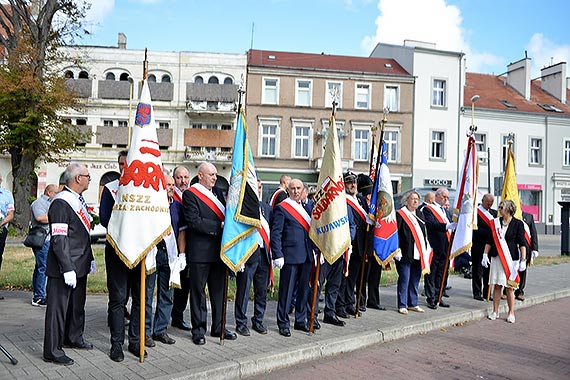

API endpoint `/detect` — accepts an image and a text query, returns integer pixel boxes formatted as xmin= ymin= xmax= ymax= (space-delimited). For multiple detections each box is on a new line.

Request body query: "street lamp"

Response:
xmin=470 ymin=95 xmax=480 ymax=132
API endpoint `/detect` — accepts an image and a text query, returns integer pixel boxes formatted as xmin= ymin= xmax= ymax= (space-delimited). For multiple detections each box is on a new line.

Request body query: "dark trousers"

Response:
xmin=43 ymin=275 xmax=87 ymax=360
xmin=145 ymin=246 xmax=173 ymax=336
xmin=252 ymin=257 xmax=270 ymax=325
xmin=188 ymin=261 xmax=225 ymax=338
xmin=276 ymin=261 xmax=311 ymax=329
xmin=105 ymin=244 xmax=141 ymax=347
xmin=366 ymin=258 xmax=383 ymax=308
xmin=337 ymin=252 xmax=359 ymax=313
xmin=311 ymin=258 xmax=343 ymax=318
xmin=516 ymin=269 xmax=528 ymax=296
xmin=171 ymin=268 xmax=190 ymax=324
xmin=471 ymin=248 xmax=490 ymax=298
xmin=396 ymin=260 xmax=422 ymax=309
xmin=425 ymin=252 xmax=447 ymax=305
xmin=235 ymin=257 xmax=260 ymax=328
xmin=0 ymin=226 xmax=7 ymax=271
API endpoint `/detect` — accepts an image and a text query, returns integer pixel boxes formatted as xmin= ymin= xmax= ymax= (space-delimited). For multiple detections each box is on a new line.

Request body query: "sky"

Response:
xmin=82 ymin=0 xmax=570 ymax=78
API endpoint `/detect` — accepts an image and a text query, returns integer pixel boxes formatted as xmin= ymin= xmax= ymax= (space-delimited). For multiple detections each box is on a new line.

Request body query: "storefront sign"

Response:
xmin=517 ymin=184 xmax=542 ymax=191
xmin=423 ymin=178 xmax=452 ymax=187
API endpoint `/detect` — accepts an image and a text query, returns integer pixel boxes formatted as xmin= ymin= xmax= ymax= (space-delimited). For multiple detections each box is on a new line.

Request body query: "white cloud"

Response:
xmin=84 ymin=0 xmax=115 ymax=32
xmin=361 ymin=0 xmax=502 ymax=73
xmin=526 ymin=33 xmax=570 ymax=78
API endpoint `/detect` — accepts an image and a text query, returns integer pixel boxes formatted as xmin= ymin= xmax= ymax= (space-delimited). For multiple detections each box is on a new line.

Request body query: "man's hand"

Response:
xmin=481 ymin=253 xmax=490 ymax=268
xmin=272 ymin=258 xmax=284 ymax=269
xmin=63 ymin=271 xmax=77 ymax=288
xmin=89 ymin=260 xmax=96 ymax=274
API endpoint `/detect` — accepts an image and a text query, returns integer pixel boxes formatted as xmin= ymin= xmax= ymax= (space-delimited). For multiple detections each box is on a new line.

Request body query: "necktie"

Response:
xmin=79 ymin=194 xmax=88 ymax=210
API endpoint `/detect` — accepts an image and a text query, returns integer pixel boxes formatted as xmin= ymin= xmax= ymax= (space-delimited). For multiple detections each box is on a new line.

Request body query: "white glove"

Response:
xmin=89 ymin=260 xmax=96 ymax=274
xmin=177 ymin=253 xmax=187 ymax=271
xmin=63 ymin=270 xmax=77 ymax=288
xmin=394 ymin=252 xmax=402 ymax=261
xmin=272 ymin=257 xmax=284 ymax=269
xmin=238 ymin=264 xmax=245 ymax=273
xmin=481 ymin=253 xmax=490 ymax=268
xmin=320 ymin=254 xmax=325 ymax=265
xmin=519 ymin=260 xmax=527 ymax=272
xmin=531 ymin=250 xmax=539 ymax=260
xmin=446 ymin=222 xmax=457 ymax=231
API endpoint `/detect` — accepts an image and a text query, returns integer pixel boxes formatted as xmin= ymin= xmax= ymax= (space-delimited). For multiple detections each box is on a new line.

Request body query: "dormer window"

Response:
xmin=499 ymin=100 xmax=516 ymax=109
xmin=538 ymin=103 xmax=563 ymax=112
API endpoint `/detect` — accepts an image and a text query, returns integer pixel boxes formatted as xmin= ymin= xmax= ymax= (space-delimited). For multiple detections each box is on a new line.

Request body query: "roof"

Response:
xmin=248 ymin=49 xmax=410 ymax=77
xmin=464 ymin=72 xmax=570 ymax=115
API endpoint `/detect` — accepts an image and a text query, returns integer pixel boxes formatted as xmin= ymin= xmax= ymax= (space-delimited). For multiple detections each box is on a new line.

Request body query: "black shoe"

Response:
xmin=251 ymin=321 xmax=267 ymax=335
xmin=44 ymin=355 xmax=74 ymax=366
xmin=110 ymin=344 xmax=124 ymax=362
xmin=192 ymin=335 xmax=206 ymax=345
xmin=144 ymin=335 xmax=155 ymax=348
xmin=153 ymin=333 xmax=175 ymax=344
xmin=358 ymin=305 xmax=367 ymax=312
xmin=32 ymin=297 xmax=47 ymax=307
xmin=442 ymin=291 xmax=450 ymax=298
xmin=313 ymin=320 xmax=321 ymax=330
xmin=474 ymin=296 xmax=484 ymax=301
xmin=439 ymin=300 xmax=450 ymax=308
xmin=293 ymin=323 xmax=310 ymax=333
xmin=171 ymin=320 xmax=191 ymax=331
xmin=211 ymin=329 xmax=237 ymax=340
xmin=64 ymin=340 xmax=93 ymax=350
xmin=368 ymin=304 xmax=386 ymax=311
xmin=336 ymin=309 xmax=350 ymax=319
xmin=279 ymin=328 xmax=291 ymax=337
xmin=236 ymin=325 xmax=250 ymax=336
xmin=323 ymin=315 xmax=346 ymax=327
xmin=445 ymin=285 xmax=452 ymax=290
xmin=427 ymin=302 xmax=438 ymax=310
xmin=127 ymin=344 xmax=147 ymax=358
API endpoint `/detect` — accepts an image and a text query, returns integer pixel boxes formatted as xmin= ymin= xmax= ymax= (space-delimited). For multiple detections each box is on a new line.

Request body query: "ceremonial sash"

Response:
xmin=424 ymin=203 xmax=451 ymax=243
xmin=346 ymin=194 xmax=366 ymax=222
xmin=398 ymin=207 xmax=433 ymax=274
xmin=280 ymin=198 xmax=310 ymax=233
xmin=54 ymin=189 xmax=91 ymax=233
xmin=188 ymin=183 xmax=225 ymax=221
xmin=270 ymin=188 xmax=286 ymax=209
xmin=258 ymin=212 xmax=274 ymax=289
xmin=104 ymin=179 xmax=119 ymax=202
xmin=490 ymin=218 xmax=520 ymax=288
xmin=522 ymin=221 xmax=531 ymax=248
xmin=477 ymin=205 xmax=494 ymax=229
xmin=172 ymin=187 xmax=183 ymax=204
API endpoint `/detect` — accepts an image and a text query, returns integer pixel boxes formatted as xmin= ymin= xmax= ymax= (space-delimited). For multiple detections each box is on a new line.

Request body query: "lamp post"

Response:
xmin=470 ymin=95 xmax=486 ymax=191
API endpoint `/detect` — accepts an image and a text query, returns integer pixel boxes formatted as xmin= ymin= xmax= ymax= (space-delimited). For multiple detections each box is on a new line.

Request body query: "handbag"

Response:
xmin=23 ymin=225 xmax=48 ymax=249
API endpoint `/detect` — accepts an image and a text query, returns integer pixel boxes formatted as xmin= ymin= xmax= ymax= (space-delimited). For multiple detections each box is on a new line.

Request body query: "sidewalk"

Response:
xmin=0 ymin=235 xmax=568 ymax=380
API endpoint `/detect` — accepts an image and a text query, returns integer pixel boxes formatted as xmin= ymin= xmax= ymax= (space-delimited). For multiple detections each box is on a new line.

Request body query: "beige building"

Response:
xmin=245 ymin=49 xmax=415 ymax=199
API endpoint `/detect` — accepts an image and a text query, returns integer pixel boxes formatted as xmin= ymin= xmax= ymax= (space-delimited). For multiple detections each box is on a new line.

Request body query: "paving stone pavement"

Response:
xmin=0 ymin=234 xmax=567 ymax=380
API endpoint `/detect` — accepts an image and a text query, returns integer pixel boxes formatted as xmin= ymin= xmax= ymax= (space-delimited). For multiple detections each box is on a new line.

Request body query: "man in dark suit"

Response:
xmin=472 ymin=193 xmax=497 ymax=301
xmin=516 ymin=209 xmax=539 ymax=301
xmin=43 ymin=164 xmax=94 ymax=366
xmin=183 ymin=162 xmax=237 ymax=345
xmin=269 ymin=174 xmax=290 ymax=208
xmin=235 ymin=179 xmax=272 ymax=336
xmin=272 ymin=178 xmax=314 ymax=337
xmin=423 ymin=187 xmax=456 ymax=309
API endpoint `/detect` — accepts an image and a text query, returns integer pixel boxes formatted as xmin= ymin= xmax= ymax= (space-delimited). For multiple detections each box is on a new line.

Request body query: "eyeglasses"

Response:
xmin=498 ymin=206 xmax=504 ymax=210
xmin=78 ymin=174 xmax=91 ymax=180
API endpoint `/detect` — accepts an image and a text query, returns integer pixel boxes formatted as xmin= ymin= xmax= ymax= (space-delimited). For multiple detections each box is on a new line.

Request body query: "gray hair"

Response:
xmin=401 ymin=190 xmax=421 ymax=208
xmin=61 ymin=163 xmax=85 ymax=185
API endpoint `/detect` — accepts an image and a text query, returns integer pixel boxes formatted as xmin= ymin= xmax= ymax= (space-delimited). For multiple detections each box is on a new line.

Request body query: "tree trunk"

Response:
xmin=10 ymin=147 xmax=37 ymax=234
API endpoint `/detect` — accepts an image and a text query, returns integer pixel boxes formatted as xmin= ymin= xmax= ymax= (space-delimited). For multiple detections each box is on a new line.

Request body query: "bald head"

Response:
xmin=481 ymin=193 xmax=494 ymax=210
xmin=197 ymin=162 xmax=217 ymax=190
xmin=173 ymin=165 xmax=190 ymax=191
xmin=288 ymin=179 xmax=304 ymax=202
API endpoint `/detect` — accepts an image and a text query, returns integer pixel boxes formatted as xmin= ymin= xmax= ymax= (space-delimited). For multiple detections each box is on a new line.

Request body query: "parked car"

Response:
xmin=393 ymin=187 xmax=456 ymax=209
xmin=87 ymin=204 xmax=106 ymax=244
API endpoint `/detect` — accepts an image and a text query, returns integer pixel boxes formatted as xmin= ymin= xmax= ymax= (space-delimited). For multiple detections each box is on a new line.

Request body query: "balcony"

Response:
xmin=186 ymin=83 xmax=239 ymax=116
xmin=184 ymin=128 xmax=235 ymax=149
xmin=65 ymin=78 xmax=92 ymax=98
xmin=184 ymin=148 xmax=233 ymax=163
xmin=96 ymin=126 xmax=173 ymax=147
xmin=98 ymin=80 xmax=134 ymax=100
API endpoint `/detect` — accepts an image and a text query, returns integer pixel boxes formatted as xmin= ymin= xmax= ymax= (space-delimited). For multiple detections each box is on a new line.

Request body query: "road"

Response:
xmin=250 ymin=297 xmax=570 ymax=380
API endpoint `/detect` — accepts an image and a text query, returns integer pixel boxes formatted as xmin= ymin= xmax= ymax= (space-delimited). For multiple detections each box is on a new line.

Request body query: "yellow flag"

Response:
xmin=501 ymin=147 xmax=522 ymax=220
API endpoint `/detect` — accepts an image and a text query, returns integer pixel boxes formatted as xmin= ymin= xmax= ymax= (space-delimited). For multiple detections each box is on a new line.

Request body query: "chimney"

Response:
xmin=118 ymin=33 xmax=127 ymax=49
xmin=506 ymin=57 xmax=532 ymax=100
xmin=541 ymin=62 xmax=567 ymax=104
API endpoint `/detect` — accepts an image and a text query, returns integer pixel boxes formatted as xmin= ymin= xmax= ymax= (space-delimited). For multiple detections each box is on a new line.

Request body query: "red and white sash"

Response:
xmin=522 ymin=220 xmax=531 ymax=248
xmin=188 ymin=183 xmax=225 ymax=221
xmin=280 ymin=198 xmax=310 ymax=233
xmin=54 ymin=189 xmax=91 ymax=233
xmin=490 ymin=218 xmax=520 ymax=288
xmin=270 ymin=188 xmax=286 ymax=209
xmin=398 ymin=207 xmax=433 ymax=274
xmin=258 ymin=211 xmax=274 ymax=288
xmin=172 ymin=187 xmax=183 ymax=204
xmin=424 ymin=203 xmax=451 ymax=243
xmin=477 ymin=205 xmax=494 ymax=229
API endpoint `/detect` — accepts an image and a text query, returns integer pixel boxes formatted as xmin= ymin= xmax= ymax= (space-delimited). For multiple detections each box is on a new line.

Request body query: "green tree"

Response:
xmin=0 ymin=0 xmax=90 ymax=232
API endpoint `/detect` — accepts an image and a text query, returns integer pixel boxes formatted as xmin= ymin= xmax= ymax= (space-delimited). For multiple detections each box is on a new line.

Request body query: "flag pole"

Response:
xmin=354 ymin=108 xmax=388 ymax=318
xmin=139 ymin=48 xmax=148 ymax=362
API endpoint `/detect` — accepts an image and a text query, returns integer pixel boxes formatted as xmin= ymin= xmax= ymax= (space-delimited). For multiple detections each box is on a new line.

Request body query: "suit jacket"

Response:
xmin=522 ymin=211 xmax=538 ymax=260
xmin=422 ymin=204 xmax=450 ymax=255
xmin=396 ymin=208 xmax=428 ymax=263
xmin=486 ymin=217 xmax=526 ymax=261
xmin=472 ymin=207 xmax=498 ymax=257
xmin=349 ymin=194 xmax=371 ymax=259
xmin=258 ymin=201 xmax=273 ymax=265
xmin=46 ymin=189 xmax=93 ymax=278
xmin=270 ymin=199 xmax=314 ymax=265
xmin=183 ymin=186 xmax=225 ymax=263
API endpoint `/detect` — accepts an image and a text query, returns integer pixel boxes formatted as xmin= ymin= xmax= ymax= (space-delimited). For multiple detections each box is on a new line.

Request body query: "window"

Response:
xmin=529 ymin=138 xmax=542 ymax=165
xmin=118 ymin=120 xmax=128 ymax=127
xmin=474 ymin=133 xmax=487 ymax=162
xmin=223 ymin=77 xmax=233 ymax=85
xmin=105 ymin=72 xmax=115 ymax=81
xmin=321 ymin=119 xmax=344 ymax=156
xmin=325 ymin=81 xmax=342 ymax=108
xmin=432 ymin=79 xmax=447 ymax=107
xmin=206 ymin=123 xmax=217 ymax=130
xmin=353 ymin=129 xmax=369 ymax=161
xmin=76 ymin=118 xmax=87 ymax=126
xmin=103 ymin=120 xmax=113 ymax=127
xmin=384 ymin=85 xmax=399 ymax=112
xmin=119 ymin=73 xmax=129 ymax=81
xmin=292 ymin=122 xmax=311 ymax=158
xmin=208 ymin=76 xmax=219 ymax=84
xmin=192 ymin=123 xmax=202 ymax=129
xmin=148 ymin=74 xmax=157 ymax=83
xmin=564 ymin=140 xmax=570 ymax=166
xmin=78 ymin=71 xmax=89 ymax=79
xmin=262 ymin=78 xmax=279 ymax=105
xmin=430 ymin=131 xmax=445 ymax=159
xmin=64 ymin=70 xmax=74 ymax=79
xmin=195 ymin=76 xmax=204 ymax=84
xmin=221 ymin=124 xmax=231 ymax=130
xmin=355 ymin=83 xmax=370 ymax=109
xmin=161 ymin=74 xmax=171 ymax=83
xmin=158 ymin=121 xmax=170 ymax=129
xmin=260 ymin=122 xmax=278 ymax=157
xmin=501 ymin=135 xmax=515 ymax=170
xmin=295 ymin=80 xmax=312 ymax=107
xmin=385 ymin=130 xmax=399 ymax=163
